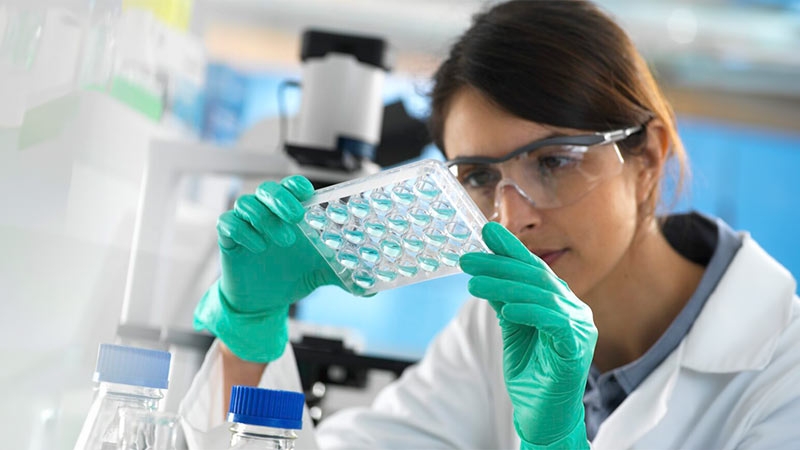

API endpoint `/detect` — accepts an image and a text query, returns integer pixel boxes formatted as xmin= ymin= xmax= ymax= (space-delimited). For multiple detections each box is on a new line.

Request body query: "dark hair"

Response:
xmin=429 ymin=0 xmax=687 ymax=211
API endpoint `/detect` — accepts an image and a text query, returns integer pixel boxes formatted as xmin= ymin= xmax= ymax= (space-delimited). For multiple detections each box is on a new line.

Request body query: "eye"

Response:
xmin=539 ymin=155 xmax=573 ymax=170
xmin=535 ymin=145 xmax=586 ymax=173
xmin=457 ymin=165 xmax=501 ymax=189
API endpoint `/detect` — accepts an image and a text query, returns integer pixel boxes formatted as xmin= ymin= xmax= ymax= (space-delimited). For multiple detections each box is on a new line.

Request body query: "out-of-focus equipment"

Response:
xmin=374 ymin=100 xmax=432 ymax=168
xmin=284 ymin=30 xmax=390 ymax=172
xmin=78 ymin=0 xmax=206 ymax=123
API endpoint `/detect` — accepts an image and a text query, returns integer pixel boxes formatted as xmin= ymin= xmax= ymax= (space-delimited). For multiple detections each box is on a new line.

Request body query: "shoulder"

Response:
xmin=754 ymin=295 xmax=800 ymax=382
xmin=446 ymin=297 xmax=503 ymax=353
xmin=712 ymin=233 xmax=800 ymax=439
xmin=422 ymin=297 xmax=503 ymax=379
xmin=733 ymin=233 xmax=795 ymax=288
xmin=723 ymin=297 xmax=800 ymax=442
xmin=455 ymin=297 xmax=500 ymax=327
xmin=681 ymin=234 xmax=796 ymax=371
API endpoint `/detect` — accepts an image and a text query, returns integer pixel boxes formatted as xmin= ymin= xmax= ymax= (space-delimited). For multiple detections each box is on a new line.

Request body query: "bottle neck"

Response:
xmin=229 ymin=422 xmax=297 ymax=449
xmin=98 ymin=381 xmax=165 ymax=410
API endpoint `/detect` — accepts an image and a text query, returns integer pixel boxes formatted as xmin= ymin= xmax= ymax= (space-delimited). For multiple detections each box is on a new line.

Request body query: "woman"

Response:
xmin=182 ymin=1 xmax=800 ymax=448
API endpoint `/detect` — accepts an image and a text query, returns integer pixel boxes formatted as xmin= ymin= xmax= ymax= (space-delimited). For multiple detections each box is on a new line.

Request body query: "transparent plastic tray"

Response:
xmin=297 ymin=158 xmax=490 ymax=295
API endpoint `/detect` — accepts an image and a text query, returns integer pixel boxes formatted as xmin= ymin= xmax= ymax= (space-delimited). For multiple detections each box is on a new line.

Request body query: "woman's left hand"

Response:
xmin=460 ymin=222 xmax=597 ymax=450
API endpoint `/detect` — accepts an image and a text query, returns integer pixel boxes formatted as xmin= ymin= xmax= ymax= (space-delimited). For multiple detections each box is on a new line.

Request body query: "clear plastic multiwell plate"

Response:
xmin=297 ymin=159 xmax=490 ymax=295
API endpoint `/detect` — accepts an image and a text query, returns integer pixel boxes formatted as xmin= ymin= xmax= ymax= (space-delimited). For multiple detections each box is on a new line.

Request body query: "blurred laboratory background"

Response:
xmin=1 ymin=0 xmax=799 ymax=448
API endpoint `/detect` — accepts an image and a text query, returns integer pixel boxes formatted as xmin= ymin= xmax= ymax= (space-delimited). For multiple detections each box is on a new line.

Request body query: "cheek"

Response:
xmin=557 ymin=177 xmax=639 ymax=294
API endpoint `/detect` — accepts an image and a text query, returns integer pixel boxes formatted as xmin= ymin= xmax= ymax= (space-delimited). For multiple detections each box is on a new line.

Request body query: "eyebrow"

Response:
xmin=452 ymin=131 xmax=563 ymax=161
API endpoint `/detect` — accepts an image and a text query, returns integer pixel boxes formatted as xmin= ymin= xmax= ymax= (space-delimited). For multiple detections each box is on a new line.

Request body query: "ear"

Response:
xmin=635 ymin=119 xmax=669 ymax=207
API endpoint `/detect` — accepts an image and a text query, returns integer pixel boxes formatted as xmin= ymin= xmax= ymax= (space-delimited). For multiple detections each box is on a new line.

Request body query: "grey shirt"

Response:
xmin=584 ymin=212 xmax=743 ymax=440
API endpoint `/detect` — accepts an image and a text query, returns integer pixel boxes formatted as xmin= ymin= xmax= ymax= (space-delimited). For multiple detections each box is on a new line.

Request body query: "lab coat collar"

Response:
xmin=593 ymin=234 xmax=796 ymax=449
xmin=592 ymin=337 xmax=684 ymax=448
xmin=680 ymin=233 xmax=796 ymax=373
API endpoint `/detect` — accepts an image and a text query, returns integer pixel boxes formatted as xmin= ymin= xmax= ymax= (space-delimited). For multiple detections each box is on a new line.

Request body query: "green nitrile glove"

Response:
xmin=194 ymin=175 xmax=344 ymax=363
xmin=460 ymin=222 xmax=597 ymax=450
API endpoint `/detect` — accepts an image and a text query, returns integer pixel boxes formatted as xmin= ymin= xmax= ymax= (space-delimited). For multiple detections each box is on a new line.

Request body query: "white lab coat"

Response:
xmin=180 ymin=234 xmax=800 ymax=449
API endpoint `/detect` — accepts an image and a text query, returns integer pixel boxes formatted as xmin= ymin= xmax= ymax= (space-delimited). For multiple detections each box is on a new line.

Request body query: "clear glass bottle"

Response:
xmin=73 ymin=344 xmax=171 ymax=450
xmin=117 ymin=408 xmax=180 ymax=450
xmin=227 ymin=386 xmax=305 ymax=450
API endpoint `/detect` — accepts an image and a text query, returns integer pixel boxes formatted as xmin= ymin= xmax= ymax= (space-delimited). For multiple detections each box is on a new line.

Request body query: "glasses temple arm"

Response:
xmin=600 ymin=125 xmax=643 ymax=143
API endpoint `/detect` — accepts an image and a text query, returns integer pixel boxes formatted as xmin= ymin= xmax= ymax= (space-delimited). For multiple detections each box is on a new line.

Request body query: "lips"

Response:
xmin=532 ymin=249 xmax=567 ymax=266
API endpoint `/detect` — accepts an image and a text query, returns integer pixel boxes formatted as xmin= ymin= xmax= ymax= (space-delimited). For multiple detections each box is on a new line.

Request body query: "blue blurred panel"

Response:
xmin=733 ymin=126 xmax=800 ymax=280
xmin=672 ymin=117 xmax=740 ymax=223
xmin=202 ymin=64 xmax=300 ymax=144
xmin=296 ymin=273 xmax=472 ymax=360
xmin=202 ymin=63 xmax=252 ymax=144
xmin=677 ymin=116 xmax=800 ymax=281
xmin=733 ymin=0 xmax=800 ymax=11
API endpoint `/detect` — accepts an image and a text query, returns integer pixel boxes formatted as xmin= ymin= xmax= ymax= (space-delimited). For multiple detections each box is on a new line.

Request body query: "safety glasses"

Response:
xmin=446 ymin=125 xmax=643 ymax=220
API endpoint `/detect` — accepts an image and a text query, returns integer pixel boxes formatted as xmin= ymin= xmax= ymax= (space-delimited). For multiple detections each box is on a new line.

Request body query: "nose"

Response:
xmin=494 ymin=182 xmax=542 ymax=234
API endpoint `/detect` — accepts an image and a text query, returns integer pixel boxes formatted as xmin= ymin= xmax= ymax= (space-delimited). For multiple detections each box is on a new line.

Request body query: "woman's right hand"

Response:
xmin=460 ymin=222 xmax=596 ymax=449
xmin=193 ymin=175 xmax=342 ymax=363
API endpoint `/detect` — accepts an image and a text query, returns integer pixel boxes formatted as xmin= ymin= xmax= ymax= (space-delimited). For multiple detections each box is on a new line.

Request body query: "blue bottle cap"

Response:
xmin=228 ymin=386 xmax=305 ymax=430
xmin=92 ymin=344 xmax=171 ymax=389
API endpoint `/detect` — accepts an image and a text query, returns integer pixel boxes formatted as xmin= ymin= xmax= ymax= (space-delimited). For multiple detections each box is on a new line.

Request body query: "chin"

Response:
xmin=550 ymin=259 xmax=583 ymax=293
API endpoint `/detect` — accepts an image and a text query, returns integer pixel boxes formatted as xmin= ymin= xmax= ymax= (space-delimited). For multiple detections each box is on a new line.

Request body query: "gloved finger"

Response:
xmin=233 ymin=195 xmax=296 ymax=247
xmin=468 ymin=276 xmax=567 ymax=311
xmin=217 ymin=210 xmax=267 ymax=253
xmin=488 ymin=300 xmax=504 ymax=318
xmin=255 ymin=181 xmax=306 ymax=224
xmin=469 ymin=275 xmax=586 ymax=312
xmin=481 ymin=222 xmax=538 ymax=265
xmin=460 ymin=253 xmax=555 ymax=288
xmin=500 ymin=303 xmax=581 ymax=357
xmin=280 ymin=175 xmax=315 ymax=202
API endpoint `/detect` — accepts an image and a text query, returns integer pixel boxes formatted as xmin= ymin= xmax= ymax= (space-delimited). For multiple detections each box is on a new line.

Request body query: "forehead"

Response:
xmin=443 ymin=87 xmax=563 ymax=160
